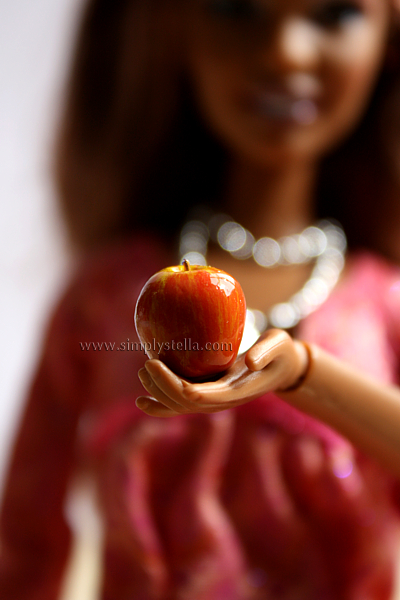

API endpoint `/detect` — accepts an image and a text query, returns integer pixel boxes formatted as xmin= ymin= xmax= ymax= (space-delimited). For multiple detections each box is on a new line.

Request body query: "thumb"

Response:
xmin=245 ymin=329 xmax=293 ymax=372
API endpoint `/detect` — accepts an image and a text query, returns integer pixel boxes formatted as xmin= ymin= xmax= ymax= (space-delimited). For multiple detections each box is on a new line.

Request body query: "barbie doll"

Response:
xmin=2 ymin=0 xmax=400 ymax=598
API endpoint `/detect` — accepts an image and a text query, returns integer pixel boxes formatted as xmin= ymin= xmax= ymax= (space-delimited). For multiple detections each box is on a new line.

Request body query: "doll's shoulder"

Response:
xmin=348 ymin=250 xmax=400 ymax=347
xmin=34 ymin=234 xmax=168 ymax=407
xmin=368 ymin=252 xmax=400 ymax=357
xmin=344 ymin=250 xmax=400 ymax=319
xmin=52 ymin=234 xmax=168 ymax=333
xmin=315 ymin=249 xmax=400 ymax=314
xmin=348 ymin=250 xmax=400 ymax=285
xmin=69 ymin=234 xmax=167 ymax=303
xmin=298 ymin=250 xmax=400 ymax=382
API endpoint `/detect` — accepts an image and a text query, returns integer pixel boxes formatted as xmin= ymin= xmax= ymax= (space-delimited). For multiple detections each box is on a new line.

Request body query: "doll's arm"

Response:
xmin=278 ymin=342 xmax=400 ymax=479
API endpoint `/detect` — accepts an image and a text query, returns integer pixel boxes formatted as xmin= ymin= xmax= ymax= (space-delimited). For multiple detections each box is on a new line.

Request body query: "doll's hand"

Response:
xmin=136 ymin=329 xmax=309 ymax=417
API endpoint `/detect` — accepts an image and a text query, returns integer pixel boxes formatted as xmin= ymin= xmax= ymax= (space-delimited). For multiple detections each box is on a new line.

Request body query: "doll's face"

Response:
xmin=183 ymin=0 xmax=392 ymax=164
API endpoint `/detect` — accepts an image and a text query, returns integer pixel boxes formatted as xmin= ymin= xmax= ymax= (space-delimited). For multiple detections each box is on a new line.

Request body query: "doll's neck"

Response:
xmin=223 ymin=157 xmax=317 ymax=240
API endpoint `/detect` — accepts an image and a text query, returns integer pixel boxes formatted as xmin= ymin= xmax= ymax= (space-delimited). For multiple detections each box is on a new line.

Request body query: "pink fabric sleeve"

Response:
xmin=381 ymin=263 xmax=400 ymax=511
xmin=0 ymin=235 xmax=165 ymax=600
xmin=0 ymin=289 xmax=89 ymax=600
xmin=385 ymin=274 xmax=400 ymax=370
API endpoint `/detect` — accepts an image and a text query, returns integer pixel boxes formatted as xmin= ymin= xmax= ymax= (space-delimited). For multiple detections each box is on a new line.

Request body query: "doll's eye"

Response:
xmin=203 ymin=0 xmax=263 ymax=21
xmin=312 ymin=1 xmax=362 ymax=28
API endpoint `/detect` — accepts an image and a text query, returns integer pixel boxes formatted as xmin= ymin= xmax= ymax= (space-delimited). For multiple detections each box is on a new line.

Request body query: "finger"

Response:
xmin=181 ymin=357 xmax=249 ymax=398
xmin=246 ymin=331 xmax=309 ymax=390
xmin=144 ymin=359 xmax=250 ymax=409
xmin=182 ymin=368 xmax=276 ymax=407
xmin=143 ymin=359 xmax=247 ymax=413
xmin=144 ymin=360 xmax=228 ymax=411
xmin=138 ymin=367 xmax=187 ymax=413
xmin=245 ymin=329 xmax=290 ymax=371
xmin=135 ymin=396 xmax=180 ymax=418
xmin=144 ymin=360 xmax=188 ymax=390
xmin=183 ymin=348 xmax=301 ymax=405
xmin=178 ymin=357 xmax=252 ymax=406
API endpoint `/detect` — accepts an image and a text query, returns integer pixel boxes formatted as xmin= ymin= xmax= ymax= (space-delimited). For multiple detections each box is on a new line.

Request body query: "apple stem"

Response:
xmin=182 ymin=259 xmax=190 ymax=271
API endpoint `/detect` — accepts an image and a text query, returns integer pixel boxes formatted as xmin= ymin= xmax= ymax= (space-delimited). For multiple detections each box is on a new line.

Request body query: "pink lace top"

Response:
xmin=1 ymin=235 xmax=400 ymax=600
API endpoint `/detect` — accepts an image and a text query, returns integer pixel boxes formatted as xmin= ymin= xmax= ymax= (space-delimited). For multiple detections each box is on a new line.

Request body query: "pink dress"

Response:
xmin=1 ymin=234 xmax=400 ymax=600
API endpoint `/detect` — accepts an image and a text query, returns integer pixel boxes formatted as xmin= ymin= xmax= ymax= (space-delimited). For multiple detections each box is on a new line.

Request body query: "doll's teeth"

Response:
xmin=256 ymin=93 xmax=318 ymax=123
xmin=291 ymin=99 xmax=318 ymax=124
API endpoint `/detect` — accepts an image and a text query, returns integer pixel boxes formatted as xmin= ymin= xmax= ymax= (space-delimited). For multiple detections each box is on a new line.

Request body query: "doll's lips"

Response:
xmin=253 ymin=91 xmax=319 ymax=124
xmin=248 ymin=76 xmax=322 ymax=124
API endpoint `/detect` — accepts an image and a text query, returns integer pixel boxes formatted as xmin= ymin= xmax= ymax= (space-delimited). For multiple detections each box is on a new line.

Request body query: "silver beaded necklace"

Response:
xmin=179 ymin=210 xmax=347 ymax=353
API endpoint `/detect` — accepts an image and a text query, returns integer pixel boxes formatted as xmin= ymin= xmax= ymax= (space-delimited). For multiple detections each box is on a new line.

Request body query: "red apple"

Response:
xmin=134 ymin=260 xmax=246 ymax=380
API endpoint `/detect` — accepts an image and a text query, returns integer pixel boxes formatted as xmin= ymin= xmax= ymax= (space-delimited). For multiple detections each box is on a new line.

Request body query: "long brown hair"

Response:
xmin=55 ymin=0 xmax=400 ymax=253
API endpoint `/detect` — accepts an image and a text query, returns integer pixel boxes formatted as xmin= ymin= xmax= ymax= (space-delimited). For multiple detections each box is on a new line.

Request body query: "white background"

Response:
xmin=0 ymin=0 xmax=84 ymax=486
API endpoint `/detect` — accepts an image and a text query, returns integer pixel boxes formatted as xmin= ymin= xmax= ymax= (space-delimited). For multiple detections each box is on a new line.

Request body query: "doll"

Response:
xmin=2 ymin=0 xmax=400 ymax=599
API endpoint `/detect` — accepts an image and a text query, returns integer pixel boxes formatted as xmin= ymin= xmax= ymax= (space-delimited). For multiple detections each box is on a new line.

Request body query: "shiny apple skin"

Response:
xmin=134 ymin=264 xmax=246 ymax=380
